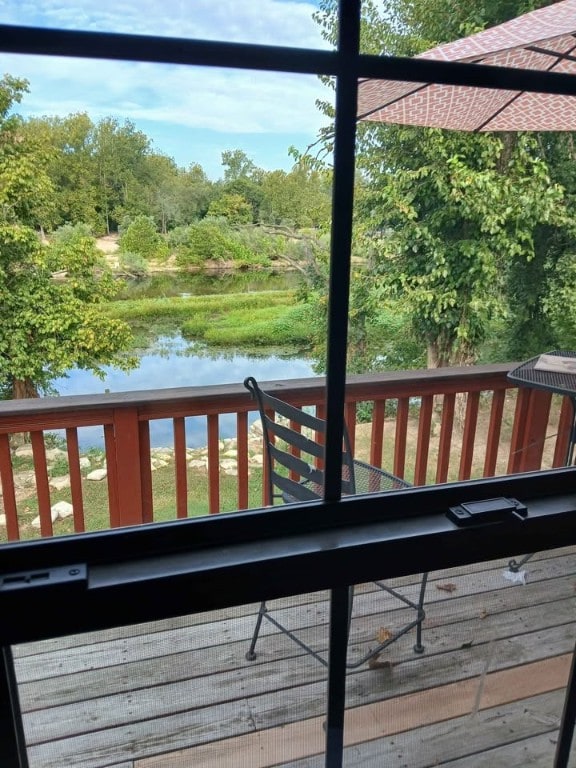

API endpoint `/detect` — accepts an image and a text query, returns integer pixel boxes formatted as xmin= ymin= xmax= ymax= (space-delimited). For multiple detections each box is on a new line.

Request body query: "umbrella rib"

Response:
xmin=476 ymin=40 xmax=576 ymax=132
xmin=357 ymin=82 xmax=428 ymax=121
xmin=526 ymin=44 xmax=576 ymax=64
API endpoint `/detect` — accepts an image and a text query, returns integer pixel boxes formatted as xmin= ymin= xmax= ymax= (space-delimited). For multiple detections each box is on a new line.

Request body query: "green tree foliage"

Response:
xmin=119 ymin=215 xmax=169 ymax=260
xmin=312 ymin=0 xmax=574 ymax=369
xmin=260 ymin=165 xmax=332 ymax=228
xmin=0 ymin=78 xmax=135 ymax=399
xmin=207 ymin=193 xmax=253 ymax=224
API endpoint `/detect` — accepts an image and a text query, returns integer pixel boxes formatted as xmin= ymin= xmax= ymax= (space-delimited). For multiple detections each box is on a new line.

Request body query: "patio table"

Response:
xmin=507 ymin=350 xmax=576 ymax=466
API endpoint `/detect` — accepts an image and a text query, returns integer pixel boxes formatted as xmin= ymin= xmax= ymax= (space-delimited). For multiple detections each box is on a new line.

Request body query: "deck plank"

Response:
xmin=277 ymin=691 xmax=567 ymax=768
xmin=134 ymin=658 xmax=570 ymax=768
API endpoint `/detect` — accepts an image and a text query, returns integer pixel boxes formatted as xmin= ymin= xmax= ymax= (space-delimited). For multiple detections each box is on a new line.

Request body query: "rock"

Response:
xmin=31 ymin=516 xmax=41 ymax=529
xmin=223 ymin=468 xmax=238 ymax=476
xmin=249 ymin=419 xmax=263 ymax=436
xmin=51 ymin=501 xmax=74 ymax=520
xmin=49 ymin=475 xmax=71 ymax=491
xmin=249 ymin=455 xmax=264 ymax=467
xmin=220 ymin=459 xmax=237 ymax=471
xmin=13 ymin=471 xmax=36 ymax=489
xmin=150 ymin=459 xmax=169 ymax=470
xmin=188 ymin=459 xmax=207 ymax=470
xmin=87 ymin=469 xmax=107 ymax=481
xmin=79 ymin=457 xmax=91 ymax=469
xmin=45 ymin=448 xmax=67 ymax=462
xmin=222 ymin=449 xmax=238 ymax=458
xmin=0 ymin=514 xmax=6 ymax=526
xmin=14 ymin=445 xmax=34 ymax=458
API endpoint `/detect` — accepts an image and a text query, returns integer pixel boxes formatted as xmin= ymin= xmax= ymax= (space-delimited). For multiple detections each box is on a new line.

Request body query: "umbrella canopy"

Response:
xmin=358 ymin=0 xmax=576 ymax=131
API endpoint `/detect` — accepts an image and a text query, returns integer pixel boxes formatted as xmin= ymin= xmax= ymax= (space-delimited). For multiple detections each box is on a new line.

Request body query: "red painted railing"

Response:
xmin=0 ymin=364 xmax=571 ymax=540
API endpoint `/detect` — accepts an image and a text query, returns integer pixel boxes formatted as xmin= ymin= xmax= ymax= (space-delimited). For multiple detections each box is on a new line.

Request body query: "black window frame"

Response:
xmin=1 ymin=3 xmax=576 ymax=766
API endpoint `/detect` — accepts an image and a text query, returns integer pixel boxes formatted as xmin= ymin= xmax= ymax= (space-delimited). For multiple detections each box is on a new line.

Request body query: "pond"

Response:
xmin=50 ymin=269 xmax=316 ymax=450
xmin=52 ymin=334 xmax=316 ymax=450
xmin=114 ymin=269 xmax=301 ymax=300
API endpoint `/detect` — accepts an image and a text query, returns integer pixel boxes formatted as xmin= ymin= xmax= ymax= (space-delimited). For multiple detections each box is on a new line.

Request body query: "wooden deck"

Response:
xmin=13 ymin=546 xmax=576 ymax=768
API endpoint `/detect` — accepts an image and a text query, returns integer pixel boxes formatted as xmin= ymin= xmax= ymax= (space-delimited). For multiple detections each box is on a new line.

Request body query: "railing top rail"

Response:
xmin=0 ymin=363 xmax=517 ymax=423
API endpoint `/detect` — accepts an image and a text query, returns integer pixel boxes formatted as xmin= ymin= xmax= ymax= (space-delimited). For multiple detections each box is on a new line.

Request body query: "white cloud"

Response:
xmin=3 ymin=55 xmax=329 ymax=135
xmin=0 ymin=0 xmax=330 ymax=50
xmin=0 ymin=1 xmax=334 ymax=171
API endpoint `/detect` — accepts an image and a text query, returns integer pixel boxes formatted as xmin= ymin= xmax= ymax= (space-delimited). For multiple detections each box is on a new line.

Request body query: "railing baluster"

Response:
xmin=174 ymin=417 xmax=188 ymax=519
xmin=345 ymin=401 xmax=356 ymax=454
xmin=553 ymin=396 xmax=572 ymax=468
xmin=104 ymin=423 xmax=120 ymax=528
xmin=436 ymin=392 xmax=455 ymax=484
xmin=65 ymin=428 xmax=85 ymax=533
xmin=237 ymin=412 xmax=249 ymax=510
xmin=518 ymin=389 xmax=552 ymax=472
xmin=0 ymin=435 xmax=19 ymax=541
xmin=30 ymin=431 xmax=52 ymax=537
xmin=370 ymin=399 xmax=385 ymax=468
xmin=414 ymin=395 xmax=434 ymax=485
xmin=508 ymin=388 xmax=531 ymax=474
xmin=139 ymin=421 xmax=153 ymax=524
xmin=207 ymin=414 xmax=220 ymax=514
xmin=394 ymin=397 xmax=409 ymax=480
xmin=483 ymin=389 xmax=506 ymax=478
xmin=459 ymin=391 xmax=480 ymax=480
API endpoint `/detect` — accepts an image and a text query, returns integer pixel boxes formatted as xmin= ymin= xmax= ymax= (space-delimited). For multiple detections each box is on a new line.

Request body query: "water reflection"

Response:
xmin=52 ymin=334 xmax=315 ymax=450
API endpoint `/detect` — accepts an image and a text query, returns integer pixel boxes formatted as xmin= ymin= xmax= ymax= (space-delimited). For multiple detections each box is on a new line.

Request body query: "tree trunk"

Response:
xmin=10 ymin=379 xmax=39 ymax=447
xmin=12 ymin=378 xmax=39 ymax=400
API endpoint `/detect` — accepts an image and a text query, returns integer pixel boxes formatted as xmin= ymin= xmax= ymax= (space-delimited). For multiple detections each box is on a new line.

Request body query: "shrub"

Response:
xmin=119 ymin=216 xmax=169 ymax=260
xmin=119 ymin=251 xmax=149 ymax=277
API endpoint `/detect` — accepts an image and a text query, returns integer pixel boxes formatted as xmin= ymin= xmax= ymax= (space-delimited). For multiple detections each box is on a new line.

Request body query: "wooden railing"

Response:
xmin=0 ymin=363 xmax=571 ymax=541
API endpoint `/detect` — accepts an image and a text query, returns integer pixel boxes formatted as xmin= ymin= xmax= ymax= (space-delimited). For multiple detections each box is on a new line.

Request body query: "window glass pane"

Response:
xmin=0 ymin=0 xmax=333 ymax=50
xmin=12 ymin=595 xmax=329 ymax=766
xmin=336 ymin=545 xmax=575 ymax=768
xmin=0 ymin=56 xmax=334 ymax=538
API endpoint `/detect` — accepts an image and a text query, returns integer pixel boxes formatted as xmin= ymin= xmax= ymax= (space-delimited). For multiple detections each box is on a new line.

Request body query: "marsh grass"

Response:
xmin=106 ymin=289 xmax=313 ymax=349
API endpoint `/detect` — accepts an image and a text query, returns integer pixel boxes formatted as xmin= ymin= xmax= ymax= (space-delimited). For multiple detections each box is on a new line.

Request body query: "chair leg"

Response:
xmin=413 ymin=572 xmax=428 ymax=654
xmin=246 ymin=601 xmax=267 ymax=661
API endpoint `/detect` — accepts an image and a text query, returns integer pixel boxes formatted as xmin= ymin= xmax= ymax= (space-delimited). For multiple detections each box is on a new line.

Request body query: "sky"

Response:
xmin=0 ymin=0 xmax=333 ymax=179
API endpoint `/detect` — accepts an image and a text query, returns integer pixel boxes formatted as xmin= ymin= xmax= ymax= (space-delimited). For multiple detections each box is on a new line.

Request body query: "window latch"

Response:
xmin=0 ymin=565 xmax=87 ymax=592
xmin=447 ymin=497 xmax=528 ymax=527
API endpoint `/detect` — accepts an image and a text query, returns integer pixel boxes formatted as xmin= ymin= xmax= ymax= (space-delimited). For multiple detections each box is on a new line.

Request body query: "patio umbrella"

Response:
xmin=357 ymin=0 xmax=576 ymax=131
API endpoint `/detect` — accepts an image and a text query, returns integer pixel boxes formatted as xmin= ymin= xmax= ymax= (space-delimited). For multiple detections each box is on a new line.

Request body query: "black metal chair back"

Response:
xmin=244 ymin=375 xmax=355 ymax=504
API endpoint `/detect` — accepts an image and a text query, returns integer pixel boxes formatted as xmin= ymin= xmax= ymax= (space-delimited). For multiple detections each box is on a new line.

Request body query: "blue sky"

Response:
xmin=0 ymin=0 xmax=333 ymax=179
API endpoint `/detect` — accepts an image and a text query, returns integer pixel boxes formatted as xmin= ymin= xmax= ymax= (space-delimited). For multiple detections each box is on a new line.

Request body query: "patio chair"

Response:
xmin=243 ymin=376 xmax=428 ymax=669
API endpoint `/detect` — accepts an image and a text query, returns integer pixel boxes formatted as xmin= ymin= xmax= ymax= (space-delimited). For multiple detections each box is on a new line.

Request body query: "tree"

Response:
xmin=207 ymin=193 xmax=252 ymax=224
xmin=311 ymin=0 xmax=573 ymax=368
xmin=259 ymin=165 xmax=332 ymax=228
xmin=0 ymin=77 xmax=135 ymax=399
xmin=119 ymin=215 xmax=169 ymax=260
xmin=24 ymin=113 xmax=101 ymax=232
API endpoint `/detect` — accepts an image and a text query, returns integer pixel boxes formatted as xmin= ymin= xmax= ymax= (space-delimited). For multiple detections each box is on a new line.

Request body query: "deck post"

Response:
xmin=111 ymin=408 xmax=145 ymax=527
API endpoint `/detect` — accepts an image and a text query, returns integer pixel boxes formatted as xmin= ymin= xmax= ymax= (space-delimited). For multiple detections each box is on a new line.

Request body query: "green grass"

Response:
xmin=105 ymin=289 xmax=312 ymax=350
xmin=5 ymin=463 xmax=266 ymax=542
